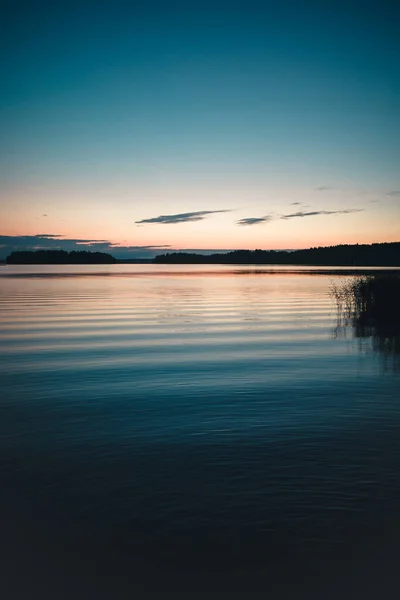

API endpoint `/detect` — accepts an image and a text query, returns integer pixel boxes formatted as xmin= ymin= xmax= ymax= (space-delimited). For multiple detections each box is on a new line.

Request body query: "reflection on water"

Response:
xmin=0 ymin=265 xmax=400 ymax=598
xmin=333 ymin=320 xmax=400 ymax=373
xmin=353 ymin=320 xmax=400 ymax=374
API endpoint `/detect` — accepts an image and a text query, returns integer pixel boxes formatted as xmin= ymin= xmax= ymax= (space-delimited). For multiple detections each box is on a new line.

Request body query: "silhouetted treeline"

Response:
xmin=6 ymin=250 xmax=117 ymax=264
xmin=154 ymin=242 xmax=400 ymax=266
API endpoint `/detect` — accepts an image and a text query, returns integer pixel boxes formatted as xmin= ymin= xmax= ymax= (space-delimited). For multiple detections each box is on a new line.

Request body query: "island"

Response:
xmin=6 ymin=250 xmax=117 ymax=264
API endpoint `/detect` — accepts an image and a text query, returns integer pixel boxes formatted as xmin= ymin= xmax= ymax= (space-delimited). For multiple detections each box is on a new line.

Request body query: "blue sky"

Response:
xmin=1 ymin=1 xmax=399 ymax=258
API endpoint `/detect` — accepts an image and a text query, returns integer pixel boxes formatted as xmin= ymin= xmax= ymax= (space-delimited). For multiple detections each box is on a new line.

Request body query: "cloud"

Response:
xmin=290 ymin=202 xmax=301 ymax=205
xmin=0 ymin=233 xmax=238 ymax=260
xmin=136 ymin=210 xmax=230 ymax=225
xmin=236 ymin=208 xmax=363 ymax=226
xmin=0 ymin=234 xmax=170 ymax=260
xmin=35 ymin=233 xmax=63 ymax=238
xmin=387 ymin=191 xmax=400 ymax=197
xmin=281 ymin=209 xmax=364 ymax=220
xmin=237 ymin=216 xmax=273 ymax=226
xmin=314 ymin=186 xmax=333 ymax=191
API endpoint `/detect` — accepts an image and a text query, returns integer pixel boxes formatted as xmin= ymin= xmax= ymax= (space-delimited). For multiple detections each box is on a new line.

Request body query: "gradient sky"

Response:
xmin=1 ymin=0 xmax=399 ymax=258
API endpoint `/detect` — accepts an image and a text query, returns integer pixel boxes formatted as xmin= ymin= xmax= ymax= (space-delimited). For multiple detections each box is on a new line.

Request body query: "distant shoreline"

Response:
xmin=3 ymin=242 xmax=400 ymax=266
xmin=154 ymin=242 xmax=400 ymax=267
xmin=5 ymin=250 xmax=117 ymax=265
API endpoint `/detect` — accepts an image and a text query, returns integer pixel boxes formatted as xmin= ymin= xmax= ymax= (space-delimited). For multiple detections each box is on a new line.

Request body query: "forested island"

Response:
xmin=154 ymin=242 xmax=400 ymax=267
xmin=6 ymin=250 xmax=117 ymax=264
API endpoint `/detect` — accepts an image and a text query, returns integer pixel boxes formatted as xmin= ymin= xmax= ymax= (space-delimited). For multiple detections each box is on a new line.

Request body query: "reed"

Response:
xmin=331 ymin=275 xmax=400 ymax=324
xmin=331 ymin=275 xmax=400 ymax=361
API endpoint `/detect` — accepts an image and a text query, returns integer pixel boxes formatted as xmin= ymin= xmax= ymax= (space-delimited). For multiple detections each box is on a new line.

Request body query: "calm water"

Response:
xmin=1 ymin=264 xmax=399 ymax=598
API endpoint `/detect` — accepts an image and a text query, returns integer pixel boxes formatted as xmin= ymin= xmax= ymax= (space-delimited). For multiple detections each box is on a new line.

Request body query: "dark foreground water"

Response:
xmin=1 ymin=265 xmax=399 ymax=599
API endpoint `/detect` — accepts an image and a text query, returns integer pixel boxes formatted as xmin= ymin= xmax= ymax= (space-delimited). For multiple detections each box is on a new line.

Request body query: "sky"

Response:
xmin=1 ymin=0 xmax=399 ymax=259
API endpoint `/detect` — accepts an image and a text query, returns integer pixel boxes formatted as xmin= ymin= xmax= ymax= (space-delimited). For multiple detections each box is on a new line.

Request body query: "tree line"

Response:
xmin=6 ymin=250 xmax=117 ymax=264
xmin=154 ymin=242 xmax=400 ymax=266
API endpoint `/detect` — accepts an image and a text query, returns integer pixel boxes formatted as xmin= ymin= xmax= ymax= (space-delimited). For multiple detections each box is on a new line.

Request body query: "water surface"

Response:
xmin=1 ymin=265 xmax=399 ymax=598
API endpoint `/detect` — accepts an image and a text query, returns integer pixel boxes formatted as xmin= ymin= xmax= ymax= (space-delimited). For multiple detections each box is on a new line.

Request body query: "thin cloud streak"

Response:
xmin=281 ymin=209 xmax=364 ymax=219
xmin=237 ymin=208 xmax=364 ymax=226
xmin=136 ymin=210 xmax=231 ymax=225
xmin=387 ymin=191 xmax=400 ymax=197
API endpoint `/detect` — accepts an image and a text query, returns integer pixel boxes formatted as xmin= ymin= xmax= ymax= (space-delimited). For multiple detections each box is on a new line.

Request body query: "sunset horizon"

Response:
xmin=2 ymin=1 xmax=399 ymax=260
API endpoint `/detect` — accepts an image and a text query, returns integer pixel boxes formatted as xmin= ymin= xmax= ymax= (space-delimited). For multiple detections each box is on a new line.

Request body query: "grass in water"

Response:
xmin=331 ymin=275 xmax=400 ymax=359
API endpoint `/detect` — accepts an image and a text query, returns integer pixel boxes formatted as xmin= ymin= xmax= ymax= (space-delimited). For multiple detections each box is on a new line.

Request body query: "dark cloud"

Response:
xmin=314 ymin=186 xmax=333 ymax=191
xmin=237 ymin=216 xmax=273 ymax=226
xmin=0 ymin=233 xmax=237 ymax=260
xmin=136 ymin=210 xmax=230 ymax=225
xmin=0 ymin=234 xmax=170 ymax=260
xmin=290 ymin=202 xmax=301 ymax=205
xmin=387 ymin=191 xmax=400 ymax=197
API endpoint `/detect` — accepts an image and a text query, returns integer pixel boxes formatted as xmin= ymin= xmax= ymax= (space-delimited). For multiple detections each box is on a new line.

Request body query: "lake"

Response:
xmin=1 ymin=264 xmax=399 ymax=599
